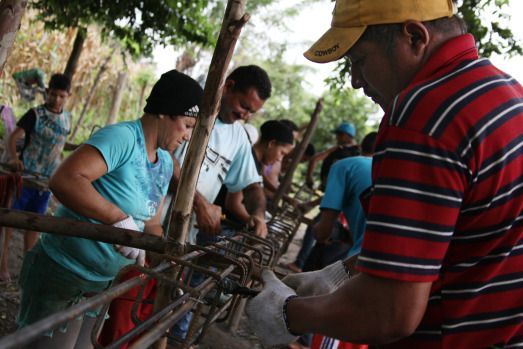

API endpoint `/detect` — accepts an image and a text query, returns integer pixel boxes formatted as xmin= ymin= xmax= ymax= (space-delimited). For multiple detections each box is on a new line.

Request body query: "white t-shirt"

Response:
xmin=174 ymin=118 xmax=262 ymax=242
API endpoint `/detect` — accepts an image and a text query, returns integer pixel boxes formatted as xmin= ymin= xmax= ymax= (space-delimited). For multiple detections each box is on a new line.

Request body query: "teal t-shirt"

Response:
xmin=320 ymin=156 xmax=372 ymax=258
xmin=41 ymin=120 xmax=173 ymax=281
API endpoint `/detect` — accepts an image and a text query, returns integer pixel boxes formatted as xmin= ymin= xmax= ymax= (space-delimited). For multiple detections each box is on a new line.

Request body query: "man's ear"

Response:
xmin=402 ymin=20 xmax=430 ymax=57
xmin=223 ymin=79 xmax=235 ymax=93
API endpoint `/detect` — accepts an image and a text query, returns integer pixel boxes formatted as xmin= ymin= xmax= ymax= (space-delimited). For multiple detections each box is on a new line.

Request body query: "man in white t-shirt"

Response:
xmin=174 ymin=65 xmax=271 ymax=243
xmin=169 ymin=66 xmax=272 ymax=347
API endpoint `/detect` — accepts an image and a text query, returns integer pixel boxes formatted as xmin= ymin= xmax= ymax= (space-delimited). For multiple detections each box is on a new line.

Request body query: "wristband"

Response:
xmin=282 ymin=295 xmax=301 ymax=336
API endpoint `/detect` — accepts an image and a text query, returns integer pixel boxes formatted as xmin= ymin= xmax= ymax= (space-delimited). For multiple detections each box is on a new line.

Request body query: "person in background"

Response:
xmin=168 ymin=65 xmax=272 ymax=348
xmin=0 ymin=73 xmax=72 ymax=282
xmin=305 ymin=122 xmax=358 ymax=188
xmin=220 ymin=120 xmax=295 ymax=229
xmin=263 ymin=119 xmax=300 ymax=199
xmin=311 ymin=132 xmax=377 ymax=259
xmin=17 ymin=70 xmax=203 ymax=349
xmin=286 ymin=145 xmax=360 ymax=274
xmin=12 ymin=68 xmax=47 ymax=102
xmin=246 ymin=0 xmax=523 ymax=348
xmin=173 ymin=65 xmax=271 ymax=244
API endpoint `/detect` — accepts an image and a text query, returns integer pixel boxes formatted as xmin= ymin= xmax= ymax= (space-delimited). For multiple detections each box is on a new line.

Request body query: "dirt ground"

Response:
xmin=0 ymin=225 xmax=305 ymax=348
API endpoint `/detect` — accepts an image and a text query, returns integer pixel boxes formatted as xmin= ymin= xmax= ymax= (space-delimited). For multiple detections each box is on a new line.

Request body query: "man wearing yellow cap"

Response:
xmin=246 ymin=0 xmax=523 ymax=348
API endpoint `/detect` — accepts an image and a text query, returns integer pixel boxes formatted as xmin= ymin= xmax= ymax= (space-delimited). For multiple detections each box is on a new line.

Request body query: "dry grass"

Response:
xmin=1 ymin=10 xmax=158 ymax=143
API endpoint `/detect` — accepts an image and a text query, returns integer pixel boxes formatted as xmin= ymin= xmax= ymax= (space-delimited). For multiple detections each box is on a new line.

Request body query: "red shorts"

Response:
xmin=98 ymin=270 xmax=157 ymax=349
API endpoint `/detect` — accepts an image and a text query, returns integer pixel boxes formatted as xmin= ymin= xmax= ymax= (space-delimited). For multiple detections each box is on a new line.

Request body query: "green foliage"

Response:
xmin=457 ymin=0 xmax=523 ymax=57
xmin=314 ymin=88 xmax=378 ymax=148
xmin=253 ymin=45 xmax=317 ymax=126
xmin=29 ymin=0 xmax=287 ymax=58
xmin=30 ymin=0 xmax=216 ymax=57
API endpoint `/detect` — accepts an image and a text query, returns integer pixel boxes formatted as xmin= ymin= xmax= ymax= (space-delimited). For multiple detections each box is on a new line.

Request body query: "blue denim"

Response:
xmin=168 ymin=228 xmax=236 ymax=344
xmin=293 ymin=214 xmax=321 ymax=269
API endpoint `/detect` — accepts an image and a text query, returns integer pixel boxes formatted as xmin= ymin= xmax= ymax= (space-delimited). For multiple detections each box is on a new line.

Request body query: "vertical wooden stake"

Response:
xmin=152 ymin=1 xmax=250 ymax=348
xmin=106 ymin=71 xmax=128 ymax=125
xmin=272 ymin=98 xmax=323 ymax=207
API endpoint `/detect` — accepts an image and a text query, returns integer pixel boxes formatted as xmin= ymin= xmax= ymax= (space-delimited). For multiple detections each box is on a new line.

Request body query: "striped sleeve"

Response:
xmin=357 ymin=127 xmax=469 ymax=282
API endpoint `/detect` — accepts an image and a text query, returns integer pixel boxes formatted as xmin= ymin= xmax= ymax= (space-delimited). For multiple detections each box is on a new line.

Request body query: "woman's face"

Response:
xmin=263 ymin=141 xmax=293 ymax=166
xmin=160 ymin=116 xmax=196 ymax=153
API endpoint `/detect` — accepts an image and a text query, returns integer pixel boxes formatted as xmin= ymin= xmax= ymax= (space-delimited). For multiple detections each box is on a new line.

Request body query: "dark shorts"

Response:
xmin=17 ymin=243 xmax=110 ymax=334
xmin=11 ymin=186 xmax=51 ymax=214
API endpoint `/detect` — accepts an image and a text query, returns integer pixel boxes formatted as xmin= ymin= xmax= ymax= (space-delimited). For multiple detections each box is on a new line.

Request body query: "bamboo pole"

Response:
xmin=0 ymin=208 xmax=166 ymax=252
xmin=272 ymin=98 xmax=323 ymax=207
xmin=153 ymin=1 xmax=249 ymax=348
xmin=63 ymin=27 xmax=86 ymax=80
xmin=0 ymin=0 xmax=27 ymax=74
xmin=166 ymin=0 xmax=249 ymax=252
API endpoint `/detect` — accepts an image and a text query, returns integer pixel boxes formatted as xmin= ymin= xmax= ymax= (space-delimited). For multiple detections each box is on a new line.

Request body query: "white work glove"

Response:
xmin=113 ymin=216 xmax=146 ymax=267
xmin=282 ymin=260 xmax=349 ymax=297
xmin=246 ymin=269 xmax=299 ymax=347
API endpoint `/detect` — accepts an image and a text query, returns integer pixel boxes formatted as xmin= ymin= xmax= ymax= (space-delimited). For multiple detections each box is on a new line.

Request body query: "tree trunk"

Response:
xmin=138 ymin=81 xmax=147 ymax=111
xmin=0 ymin=0 xmax=26 ymax=74
xmin=105 ymin=71 xmax=127 ymax=125
xmin=69 ymin=51 xmax=113 ymax=140
xmin=63 ymin=27 xmax=86 ymax=80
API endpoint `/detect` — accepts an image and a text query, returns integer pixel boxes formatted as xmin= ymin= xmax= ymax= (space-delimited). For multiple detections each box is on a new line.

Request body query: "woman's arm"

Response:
xmin=49 ymin=144 xmax=126 ymax=224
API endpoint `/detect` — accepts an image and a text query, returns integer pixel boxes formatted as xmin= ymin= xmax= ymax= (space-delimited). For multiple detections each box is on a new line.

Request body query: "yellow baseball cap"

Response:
xmin=304 ymin=0 xmax=457 ymax=63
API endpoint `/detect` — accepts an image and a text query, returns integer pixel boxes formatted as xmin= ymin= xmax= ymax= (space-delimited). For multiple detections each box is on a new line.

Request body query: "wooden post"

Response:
xmin=0 ymin=208 xmax=165 ymax=252
xmin=63 ymin=27 xmax=86 ymax=80
xmin=272 ymin=98 xmax=323 ymax=207
xmin=69 ymin=51 xmax=113 ymax=140
xmin=166 ymin=0 xmax=249 ymax=251
xmin=106 ymin=71 xmax=128 ymax=125
xmin=0 ymin=0 xmax=26 ymax=74
xmin=153 ymin=1 xmax=249 ymax=348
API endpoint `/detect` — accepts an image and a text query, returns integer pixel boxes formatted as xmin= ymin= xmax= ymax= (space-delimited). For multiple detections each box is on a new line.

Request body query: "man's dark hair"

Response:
xmin=360 ymin=16 xmax=467 ymax=53
xmin=227 ymin=65 xmax=272 ymax=100
xmin=260 ymin=120 xmax=294 ymax=145
xmin=361 ymin=131 xmax=377 ymax=154
xmin=280 ymin=119 xmax=299 ymax=132
xmin=48 ymin=73 xmax=71 ymax=92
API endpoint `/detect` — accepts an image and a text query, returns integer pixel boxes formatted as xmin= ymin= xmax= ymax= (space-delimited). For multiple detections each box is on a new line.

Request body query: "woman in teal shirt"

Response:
xmin=17 ymin=70 xmax=203 ymax=349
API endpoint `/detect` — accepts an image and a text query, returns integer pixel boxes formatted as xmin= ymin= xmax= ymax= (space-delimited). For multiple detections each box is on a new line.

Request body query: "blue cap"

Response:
xmin=333 ymin=122 xmax=356 ymax=137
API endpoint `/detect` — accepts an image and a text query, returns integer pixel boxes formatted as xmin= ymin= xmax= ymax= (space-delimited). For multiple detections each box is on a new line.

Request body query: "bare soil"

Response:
xmin=0 ymin=224 xmax=305 ymax=348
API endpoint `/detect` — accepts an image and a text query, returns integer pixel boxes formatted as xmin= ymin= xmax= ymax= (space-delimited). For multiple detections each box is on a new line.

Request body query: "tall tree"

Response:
xmin=29 ymin=0 xmax=217 ymax=79
xmin=29 ymin=0 xmax=286 ymax=80
xmin=0 ymin=0 xmax=27 ymax=73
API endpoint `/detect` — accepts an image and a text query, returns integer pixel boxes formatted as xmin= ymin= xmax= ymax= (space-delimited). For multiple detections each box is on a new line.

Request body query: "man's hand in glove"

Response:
xmin=282 ymin=260 xmax=349 ymax=297
xmin=246 ymin=269 xmax=299 ymax=347
xmin=113 ymin=216 xmax=146 ymax=266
